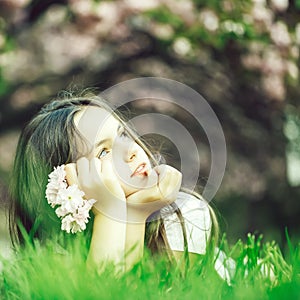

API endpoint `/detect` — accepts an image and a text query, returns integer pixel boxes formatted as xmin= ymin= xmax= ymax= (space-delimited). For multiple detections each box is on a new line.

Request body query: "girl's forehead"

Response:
xmin=74 ymin=106 xmax=119 ymax=143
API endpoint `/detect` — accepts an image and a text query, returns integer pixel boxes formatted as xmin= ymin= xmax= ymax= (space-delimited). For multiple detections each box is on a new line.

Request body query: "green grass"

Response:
xmin=1 ymin=233 xmax=299 ymax=300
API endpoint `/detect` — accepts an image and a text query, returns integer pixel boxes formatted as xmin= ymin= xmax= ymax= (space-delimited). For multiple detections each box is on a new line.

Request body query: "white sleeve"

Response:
xmin=160 ymin=192 xmax=212 ymax=255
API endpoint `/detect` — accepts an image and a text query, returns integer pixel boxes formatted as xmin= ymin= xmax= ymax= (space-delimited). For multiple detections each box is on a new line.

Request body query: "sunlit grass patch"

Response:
xmin=1 ymin=233 xmax=299 ymax=299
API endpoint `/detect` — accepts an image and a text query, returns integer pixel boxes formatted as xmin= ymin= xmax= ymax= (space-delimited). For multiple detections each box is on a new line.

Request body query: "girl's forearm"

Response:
xmin=124 ymin=207 xmax=151 ymax=270
xmin=125 ymin=221 xmax=146 ymax=271
xmin=87 ymin=209 xmax=147 ymax=272
xmin=87 ymin=213 xmax=127 ymax=271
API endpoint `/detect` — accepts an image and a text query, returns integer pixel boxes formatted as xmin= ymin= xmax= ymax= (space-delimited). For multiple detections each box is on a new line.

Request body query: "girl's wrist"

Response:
xmin=126 ymin=204 xmax=151 ymax=224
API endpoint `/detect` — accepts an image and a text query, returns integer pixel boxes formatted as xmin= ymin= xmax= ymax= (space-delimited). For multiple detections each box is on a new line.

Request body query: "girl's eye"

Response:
xmin=98 ymin=148 xmax=109 ymax=159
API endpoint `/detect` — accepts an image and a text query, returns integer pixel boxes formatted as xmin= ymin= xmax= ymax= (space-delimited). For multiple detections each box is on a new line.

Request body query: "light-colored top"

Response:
xmin=161 ymin=191 xmax=236 ymax=283
xmin=160 ymin=191 xmax=212 ymax=255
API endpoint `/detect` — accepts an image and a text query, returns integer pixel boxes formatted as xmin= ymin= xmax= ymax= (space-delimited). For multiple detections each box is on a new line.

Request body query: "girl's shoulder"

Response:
xmin=160 ymin=191 xmax=212 ymax=255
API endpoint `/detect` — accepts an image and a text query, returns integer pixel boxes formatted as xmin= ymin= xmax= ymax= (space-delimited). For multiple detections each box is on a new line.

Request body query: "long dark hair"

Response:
xmin=9 ymin=98 xmax=94 ymax=245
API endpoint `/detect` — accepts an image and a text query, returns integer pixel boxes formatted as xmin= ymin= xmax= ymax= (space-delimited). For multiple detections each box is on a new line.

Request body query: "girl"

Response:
xmin=8 ymin=93 xmax=219 ymax=271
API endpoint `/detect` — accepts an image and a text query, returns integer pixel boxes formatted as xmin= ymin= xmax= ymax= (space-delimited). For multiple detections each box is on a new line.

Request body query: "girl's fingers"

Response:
xmin=153 ymin=164 xmax=167 ymax=177
xmin=76 ymin=157 xmax=90 ymax=184
xmin=101 ymin=159 xmax=116 ymax=180
xmin=65 ymin=163 xmax=79 ymax=186
xmin=153 ymin=164 xmax=182 ymax=200
xmin=101 ymin=159 xmax=125 ymax=199
xmin=90 ymin=157 xmax=102 ymax=180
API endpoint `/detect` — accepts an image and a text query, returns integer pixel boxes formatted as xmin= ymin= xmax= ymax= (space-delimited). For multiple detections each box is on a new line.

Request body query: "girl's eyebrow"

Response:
xmin=95 ymin=124 xmax=122 ymax=148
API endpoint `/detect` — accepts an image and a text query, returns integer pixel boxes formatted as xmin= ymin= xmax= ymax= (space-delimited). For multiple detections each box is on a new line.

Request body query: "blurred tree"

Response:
xmin=0 ymin=0 xmax=299 ymax=245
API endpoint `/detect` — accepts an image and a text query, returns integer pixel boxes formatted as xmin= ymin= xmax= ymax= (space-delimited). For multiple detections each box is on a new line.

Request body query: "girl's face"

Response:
xmin=74 ymin=106 xmax=156 ymax=196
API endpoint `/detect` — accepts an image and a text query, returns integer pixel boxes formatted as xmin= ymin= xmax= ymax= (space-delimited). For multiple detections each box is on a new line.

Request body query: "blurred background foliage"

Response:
xmin=0 ymin=0 xmax=300 ymax=253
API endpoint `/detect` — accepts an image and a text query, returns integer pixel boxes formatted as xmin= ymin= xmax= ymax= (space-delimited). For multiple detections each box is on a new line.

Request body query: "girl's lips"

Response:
xmin=131 ymin=163 xmax=148 ymax=177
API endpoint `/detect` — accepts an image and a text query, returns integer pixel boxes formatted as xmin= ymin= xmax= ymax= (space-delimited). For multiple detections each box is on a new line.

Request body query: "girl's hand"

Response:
xmin=65 ymin=157 xmax=126 ymax=216
xmin=126 ymin=164 xmax=182 ymax=222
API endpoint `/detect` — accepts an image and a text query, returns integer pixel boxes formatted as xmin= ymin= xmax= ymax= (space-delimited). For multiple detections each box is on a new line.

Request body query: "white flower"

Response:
xmin=72 ymin=199 xmax=97 ymax=230
xmin=72 ymin=212 xmax=88 ymax=232
xmin=59 ymin=185 xmax=85 ymax=214
xmin=55 ymin=205 xmax=69 ymax=218
xmin=45 ymin=165 xmax=97 ymax=234
xmin=70 ymin=222 xmax=83 ymax=234
xmin=61 ymin=213 xmax=85 ymax=234
xmin=46 ymin=165 xmax=67 ymax=207
xmin=80 ymin=198 xmax=96 ymax=216
xmin=61 ymin=214 xmax=75 ymax=233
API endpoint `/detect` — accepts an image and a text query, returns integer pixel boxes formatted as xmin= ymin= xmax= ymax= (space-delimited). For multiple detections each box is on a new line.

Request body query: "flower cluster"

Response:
xmin=45 ymin=165 xmax=96 ymax=234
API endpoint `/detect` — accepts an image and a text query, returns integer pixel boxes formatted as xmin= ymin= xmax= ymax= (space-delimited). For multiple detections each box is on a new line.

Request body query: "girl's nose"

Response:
xmin=124 ymin=142 xmax=138 ymax=162
xmin=125 ymin=147 xmax=137 ymax=162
